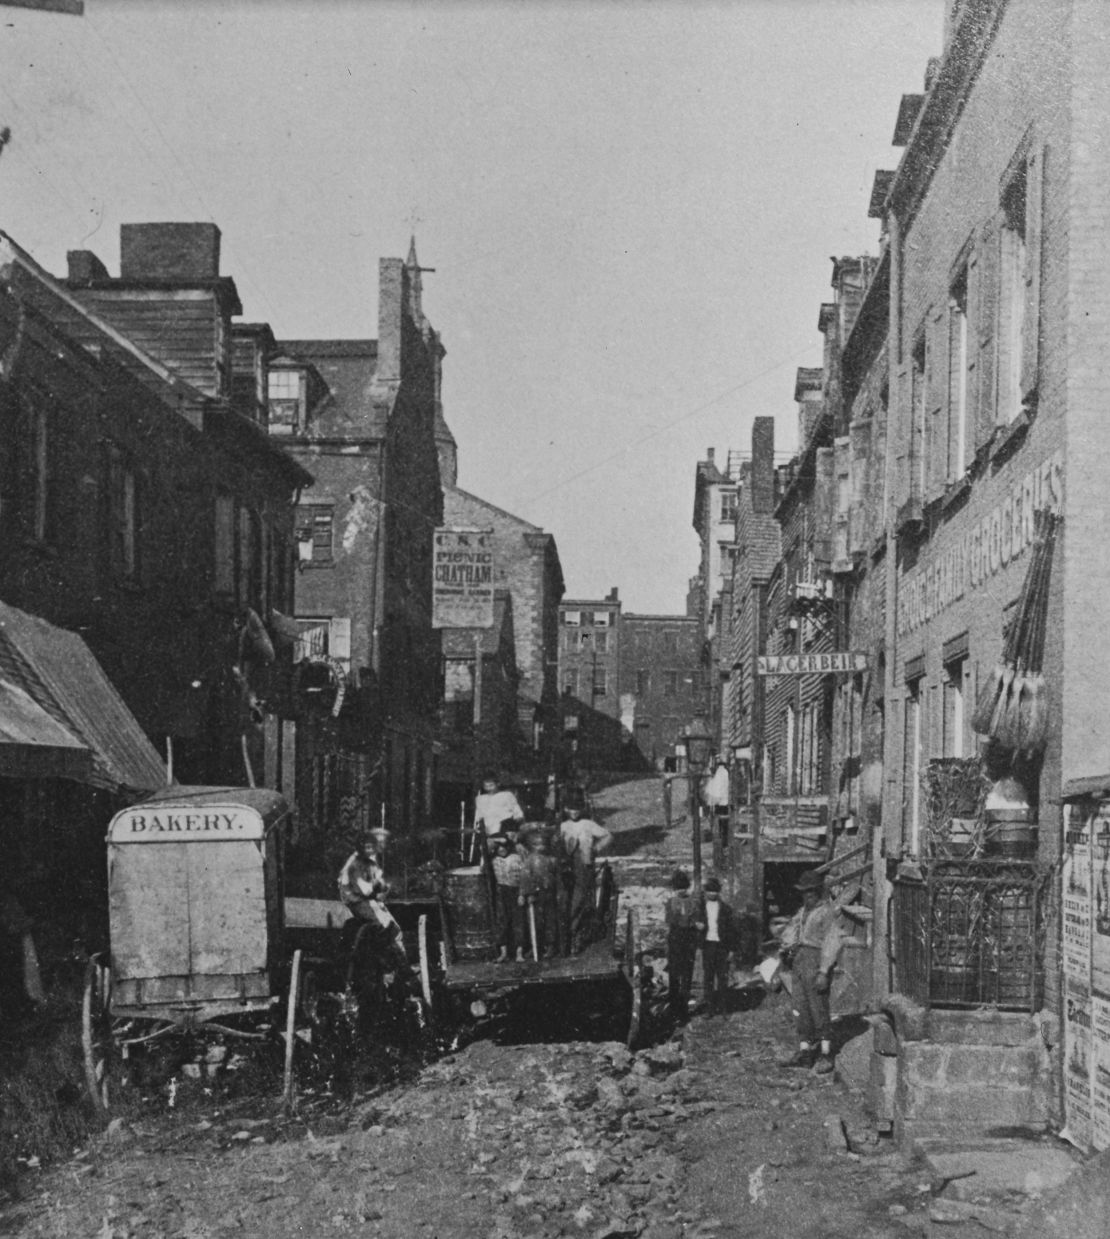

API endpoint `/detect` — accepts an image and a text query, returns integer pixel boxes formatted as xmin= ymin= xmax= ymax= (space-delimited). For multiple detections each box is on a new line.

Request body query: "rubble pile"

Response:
xmin=364 ymin=1036 xmax=701 ymax=1239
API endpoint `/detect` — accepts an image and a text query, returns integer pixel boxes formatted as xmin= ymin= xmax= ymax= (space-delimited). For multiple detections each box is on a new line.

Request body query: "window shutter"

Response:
xmin=975 ymin=217 xmax=1000 ymax=447
xmin=1020 ymin=144 xmax=1046 ymax=405
xmin=893 ymin=363 xmax=911 ymax=510
xmin=925 ymin=307 xmax=946 ymax=500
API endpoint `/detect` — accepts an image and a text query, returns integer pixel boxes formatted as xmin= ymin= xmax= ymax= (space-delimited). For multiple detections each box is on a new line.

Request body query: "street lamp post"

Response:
xmin=682 ymin=725 xmax=715 ymax=891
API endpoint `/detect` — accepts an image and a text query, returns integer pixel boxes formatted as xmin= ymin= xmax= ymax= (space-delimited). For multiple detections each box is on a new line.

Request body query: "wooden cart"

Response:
xmin=435 ymin=860 xmax=644 ymax=1048
xmin=82 ymin=787 xmax=318 ymax=1115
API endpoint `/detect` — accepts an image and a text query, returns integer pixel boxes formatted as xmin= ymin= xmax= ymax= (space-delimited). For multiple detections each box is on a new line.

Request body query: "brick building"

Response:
xmin=557 ymin=590 xmax=626 ymax=773
xmin=618 ymin=613 xmax=702 ymax=770
xmin=267 ymin=242 xmax=444 ymax=860
xmin=691 ymin=450 xmax=740 ymax=739
xmin=442 ymin=486 xmax=564 ymax=776
xmin=439 ymin=591 xmax=520 ymax=786
xmin=0 ymin=226 xmax=308 ymax=934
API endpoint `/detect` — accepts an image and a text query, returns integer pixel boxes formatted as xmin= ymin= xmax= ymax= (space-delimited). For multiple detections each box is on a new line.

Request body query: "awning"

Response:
xmin=0 ymin=601 xmax=165 ymax=793
xmin=0 ymin=675 xmax=92 ymax=781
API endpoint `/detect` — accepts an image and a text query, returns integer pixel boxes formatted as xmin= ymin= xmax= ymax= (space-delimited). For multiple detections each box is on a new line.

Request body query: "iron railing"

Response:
xmin=889 ymin=859 xmax=1051 ymax=1012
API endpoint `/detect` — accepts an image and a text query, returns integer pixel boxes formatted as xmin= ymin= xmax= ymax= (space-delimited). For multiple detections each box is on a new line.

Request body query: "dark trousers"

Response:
xmin=567 ymin=859 xmax=597 ymax=952
xmin=668 ymin=929 xmax=699 ymax=1019
xmin=793 ymin=945 xmax=831 ymax=1045
xmin=497 ymin=886 xmax=523 ymax=953
xmin=702 ymin=940 xmax=729 ymax=1010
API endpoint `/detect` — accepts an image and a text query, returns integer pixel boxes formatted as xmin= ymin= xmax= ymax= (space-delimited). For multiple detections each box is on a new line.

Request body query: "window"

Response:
xmin=267 ymin=368 xmax=304 ymax=436
xmin=592 ymin=667 xmax=607 ymax=697
xmin=239 ymin=507 xmax=262 ymax=608
xmin=942 ymin=658 xmax=967 ymax=759
xmin=214 ymin=493 xmax=235 ymax=595
xmin=663 ymin=670 xmax=678 ymax=697
xmin=594 ymin=630 xmax=609 ymax=653
xmin=903 ymin=679 xmax=924 ymax=853
xmin=594 ymin=611 xmax=610 ymax=628
xmin=564 ymin=629 xmax=580 ymax=651
xmin=26 ymin=397 xmax=55 ymax=544
xmin=636 ymin=669 xmax=650 ymax=696
xmin=721 ymin=490 xmax=737 ymax=522
xmin=105 ymin=444 xmax=138 ymax=580
xmin=295 ymin=504 xmax=334 ymax=566
xmin=663 ymin=631 xmax=678 ymax=656
xmin=563 ymin=610 xmax=581 ymax=626
xmin=563 ymin=670 xmax=578 ymax=696
xmin=999 ymin=164 xmax=1028 ymax=423
xmin=948 ymin=268 xmax=969 ymax=480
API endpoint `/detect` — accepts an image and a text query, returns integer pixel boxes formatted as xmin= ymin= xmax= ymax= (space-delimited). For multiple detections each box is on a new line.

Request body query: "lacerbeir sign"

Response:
xmin=109 ymin=806 xmax=264 ymax=842
xmin=757 ymin=652 xmax=868 ymax=675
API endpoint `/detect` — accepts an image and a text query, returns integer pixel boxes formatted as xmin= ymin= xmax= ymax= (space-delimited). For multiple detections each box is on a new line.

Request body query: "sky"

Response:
xmin=0 ymin=0 xmax=946 ymax=613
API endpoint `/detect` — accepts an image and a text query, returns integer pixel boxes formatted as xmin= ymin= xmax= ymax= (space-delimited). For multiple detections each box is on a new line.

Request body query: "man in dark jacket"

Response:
xmin=665 ymin=870 xmax=702 ymax=1021
xmin=700 ymin=875 xmax=736 ymax=1016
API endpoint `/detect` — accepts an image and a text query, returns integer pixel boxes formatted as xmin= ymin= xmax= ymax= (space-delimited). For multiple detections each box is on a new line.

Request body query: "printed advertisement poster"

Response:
xmin=1062 ymin=802 xmax=1093 ymax=1151
xmin=1092 ymin=809 xmax=1110 ymax=997
xmin=432 ymin=528 xmax=494 ymax=629
xmin=1064 ymin=979 xmax=1094 ymax=1151
xmin=1091 ymin=996 xmax=1110 ymax=1151
xmin=1063 ymin=804 xmax=1092 ymax=983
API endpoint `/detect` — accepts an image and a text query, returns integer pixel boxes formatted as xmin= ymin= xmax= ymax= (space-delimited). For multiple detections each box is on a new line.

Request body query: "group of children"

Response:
xmin=489 ymin=828 xmax=562 ymax=962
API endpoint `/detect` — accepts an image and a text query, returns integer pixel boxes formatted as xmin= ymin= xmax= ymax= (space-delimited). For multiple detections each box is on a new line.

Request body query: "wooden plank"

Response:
xmin=443 ymin=940 xmax=620 ymax=991
xmin=187 ymin=840 xmax=268 ymax=980
xmin=285 ymin=896 xmax=351 ymax=930
xmin=109 ymin=842 xmax=191 ymax=981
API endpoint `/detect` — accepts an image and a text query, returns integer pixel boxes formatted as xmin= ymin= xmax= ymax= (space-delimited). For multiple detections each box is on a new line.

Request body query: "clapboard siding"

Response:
xmin=78 ymin=291 xmax=221 ymax=395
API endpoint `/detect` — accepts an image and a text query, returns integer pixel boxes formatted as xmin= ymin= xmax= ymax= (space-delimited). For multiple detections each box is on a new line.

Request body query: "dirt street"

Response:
xmin=1 ymin=989 xmax=998 ymax=1239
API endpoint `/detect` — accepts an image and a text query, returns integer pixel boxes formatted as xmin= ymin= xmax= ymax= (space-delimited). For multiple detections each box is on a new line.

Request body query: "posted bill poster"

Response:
xmin=1061 ymin=797 xmax=1110 ymax=1152
xmin=1062 ymin=800 xmax=1094 ymax=1149
xmin=432 ymin=528 xmax=494 ymax=629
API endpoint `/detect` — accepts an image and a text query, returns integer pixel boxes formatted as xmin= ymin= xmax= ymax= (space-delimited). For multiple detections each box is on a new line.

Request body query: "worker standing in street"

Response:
xmin=558 ymin=803 xmax=611 ymax=954
xmin=779 ymin=869 xmax=844 ymax=1073
xmin=664 ymin=869 xmax=701 ymax=1022
xmin=700 ymin=875 xmax=736 ymax=1016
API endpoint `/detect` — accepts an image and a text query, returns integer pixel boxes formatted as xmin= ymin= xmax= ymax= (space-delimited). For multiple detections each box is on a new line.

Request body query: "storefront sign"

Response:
xmin=757 ymin=652 xmax=868 ymax=675
xmin=109 ymin=806 xmax=264 ymax=842
xmin=897 ymin=450 xmax=1064 ymax=638
xmin=433 ymin=528 xmax=494 ymax=628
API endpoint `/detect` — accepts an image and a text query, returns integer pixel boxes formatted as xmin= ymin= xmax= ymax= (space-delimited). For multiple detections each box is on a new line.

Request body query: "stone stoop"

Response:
xmin=871 ymin=999 xmax=1054 ymax=1146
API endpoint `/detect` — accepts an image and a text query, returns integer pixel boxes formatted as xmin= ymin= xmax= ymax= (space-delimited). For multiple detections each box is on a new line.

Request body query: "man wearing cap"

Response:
xmin=700 ymin=876 xmax=736 ymax=1016
xmin=559 ymin=805 xmax=612 ymax=953
xmin=664 ymin=870 xmax=701 ymax=1022
xmin=779 ymin=869 xmax=843 ymax=1072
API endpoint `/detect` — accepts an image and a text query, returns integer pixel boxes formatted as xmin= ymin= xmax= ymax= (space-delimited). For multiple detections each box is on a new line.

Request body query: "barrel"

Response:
xmin=984 ymin=808 xmax=1038 ymax=859
xmin=444 ymin=866 xmax=495 ymax=961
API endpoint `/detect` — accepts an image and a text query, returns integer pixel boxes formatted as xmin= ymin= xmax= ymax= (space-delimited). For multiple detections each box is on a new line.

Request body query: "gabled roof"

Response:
xmin=445 ymin=486 xmax=542 ymax=533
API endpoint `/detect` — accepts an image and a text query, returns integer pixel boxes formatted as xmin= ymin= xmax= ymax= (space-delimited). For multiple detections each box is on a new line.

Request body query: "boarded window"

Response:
xmin=105 ymin=444 xmax=139 ymax=580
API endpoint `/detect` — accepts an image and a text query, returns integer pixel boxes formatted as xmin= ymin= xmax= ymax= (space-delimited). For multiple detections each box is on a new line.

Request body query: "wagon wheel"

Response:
xmin=82 ymin=955 xmax=122 ymax=1117
xmin=624 ymin=908 xmax=642 ymax=1051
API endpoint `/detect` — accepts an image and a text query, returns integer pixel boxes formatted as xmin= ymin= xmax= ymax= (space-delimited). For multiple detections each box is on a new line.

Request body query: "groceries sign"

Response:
xmin=757 ymin=652 xmax=868 ymax=676
xmin=433 ymin=528 xmax=494 ymax=628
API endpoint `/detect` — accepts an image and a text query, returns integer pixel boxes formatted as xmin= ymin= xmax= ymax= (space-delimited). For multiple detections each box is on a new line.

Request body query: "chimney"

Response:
xmin=66 ymin=250 xmax=109 ymax=285
xmin=706 ymin=447 xmax=715 ymax=466
xmin=751 ymin=417 xmax=775 ymax=514
xmin=120 ymin=223 xmax=221 ymax=281
xmin=607 ymin=587 xmax=619 ymax=602
xmin=377 ymin=257 xmax=405 ymax=384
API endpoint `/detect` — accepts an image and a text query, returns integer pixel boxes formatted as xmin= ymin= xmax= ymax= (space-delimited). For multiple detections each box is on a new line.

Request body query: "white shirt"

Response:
xmin=474 ymin=789 xmax=525 ymax=836
xmin=705 ymin=899 xmax=721 ymax=942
